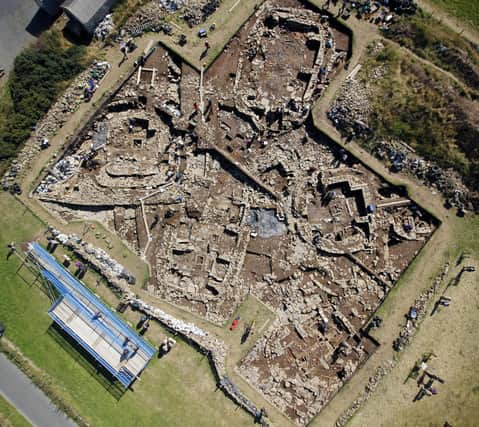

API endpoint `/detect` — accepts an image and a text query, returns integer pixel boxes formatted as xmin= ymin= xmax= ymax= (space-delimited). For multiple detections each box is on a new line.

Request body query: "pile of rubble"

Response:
xmin=48 ymin=226 xmax=136 ymax=287
xmin=335 ymin=359 xmax=396 ymax=427
xmin=122 ymin=1 xmax=168 ymax=36
xmin=388 ymin=0 xmax=418 ymax=15
xmin=372 ymin=140 xmax=471 ymax=211
xmin=2 ymin=61 xmax=110 ymax=192
xmin=94 ymin=14 xmax=115 ymax=40
xmin=37 ymin=155 xmax=83 ymax=194
xmin=183 ymin=0 xmax=220 ymax=27
xmin=393 ymin=262 xmax=450 ymax=352
xmin=122 ymin=0 xmax=220 ymax=36
xmin=328 ymin=70 xmax=372 ymax=139
xmin=129 ymin=297 xmax=209 ymax=338
xmin=337 ymin=0 xmax=417 ymax=25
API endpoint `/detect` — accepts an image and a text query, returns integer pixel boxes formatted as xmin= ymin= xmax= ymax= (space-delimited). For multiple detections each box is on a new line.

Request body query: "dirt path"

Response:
xmin=417 ymin=0 xmax=479 ymax=45
xmin=394 ymin=41 xmax=470 ymax=91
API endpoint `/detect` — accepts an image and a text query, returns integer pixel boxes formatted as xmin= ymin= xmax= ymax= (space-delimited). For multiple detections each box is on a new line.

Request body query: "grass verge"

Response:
xmin=0 ymin=395 xmax=32 ymax=427
xmin=428 ymin=0 xmax=479 ymax=30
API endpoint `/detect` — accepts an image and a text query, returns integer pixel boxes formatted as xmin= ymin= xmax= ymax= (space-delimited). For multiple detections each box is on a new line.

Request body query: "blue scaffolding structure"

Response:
xmin=27 ymin=242 xmax=155 ymax=388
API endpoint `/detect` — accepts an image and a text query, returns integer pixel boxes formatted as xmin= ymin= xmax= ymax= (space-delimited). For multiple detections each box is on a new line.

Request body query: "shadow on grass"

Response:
xmin=47 ymin=323 xmax=127 ymax=401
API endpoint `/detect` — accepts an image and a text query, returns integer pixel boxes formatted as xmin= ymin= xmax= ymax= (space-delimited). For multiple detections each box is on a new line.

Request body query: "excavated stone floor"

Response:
xmin=34 ymin=1 xmax=435 ymax=424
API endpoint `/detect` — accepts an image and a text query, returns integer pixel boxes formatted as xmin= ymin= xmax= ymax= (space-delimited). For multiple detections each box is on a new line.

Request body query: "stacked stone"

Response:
xmin=335 ymin=359 xmax=396 ymax=427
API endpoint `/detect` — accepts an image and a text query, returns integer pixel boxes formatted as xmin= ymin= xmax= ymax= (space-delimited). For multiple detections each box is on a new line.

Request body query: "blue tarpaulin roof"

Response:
xmin=28 ymin=242 xmax=155 ymax=388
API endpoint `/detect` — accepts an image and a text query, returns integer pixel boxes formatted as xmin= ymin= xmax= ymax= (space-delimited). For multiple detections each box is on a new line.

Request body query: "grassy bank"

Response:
xmin=0 ymin=192 xmax=252 ymax=427
xmin=0 ymin=395 xmax=32 ymax=427
xmin=382 ymin=9 xmax=479 ymax=90
xmin=361 ymin=43 xmax=479 ymax=202
xmin=428 ymin=0 xmax=479 ymax=29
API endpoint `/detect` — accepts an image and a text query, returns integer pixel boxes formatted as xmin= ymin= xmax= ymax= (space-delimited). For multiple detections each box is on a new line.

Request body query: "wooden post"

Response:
xmin=200 ymin=65 xmax=205 ymax=124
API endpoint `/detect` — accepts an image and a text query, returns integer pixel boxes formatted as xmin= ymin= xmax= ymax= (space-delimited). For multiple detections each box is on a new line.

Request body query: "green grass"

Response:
xmin=220 ymin=295 xmax=276 ymax=367
xmin=429 ymin=0 xmax=479 ymax=29
xmin=382 ymin=9 xmax=479 ymax=90
xmin=0 ymin=192 xmax=253 ymax=427
xmin=360 ymin=42 xmax=479 ymax=200
xmin=0 ymin=395 xmax=32 ymax=427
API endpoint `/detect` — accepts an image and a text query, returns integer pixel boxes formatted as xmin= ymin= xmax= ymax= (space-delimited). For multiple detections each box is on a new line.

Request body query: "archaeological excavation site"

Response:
xmin=33 ymin=1 xmax=436 ymax=424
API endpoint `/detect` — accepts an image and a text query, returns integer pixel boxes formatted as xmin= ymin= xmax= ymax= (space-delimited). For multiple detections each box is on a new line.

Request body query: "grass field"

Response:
xmin=349 ymin=255 xmax=479 ymax=427
xmin=0 ymin=192 xmax=254 ymax=427
xmin=428 ymin=0 xmax=479 ymax=30
xmin=0 ymin=395 xmax=32 ymax=427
